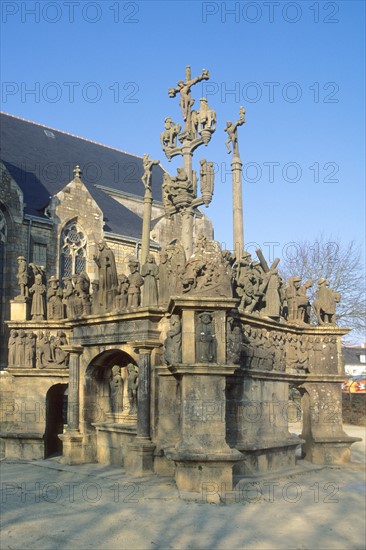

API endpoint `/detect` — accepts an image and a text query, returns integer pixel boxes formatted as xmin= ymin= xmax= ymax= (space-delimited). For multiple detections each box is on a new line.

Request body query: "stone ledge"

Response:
xmin=6 ymin=368 xmax=69 ymax=377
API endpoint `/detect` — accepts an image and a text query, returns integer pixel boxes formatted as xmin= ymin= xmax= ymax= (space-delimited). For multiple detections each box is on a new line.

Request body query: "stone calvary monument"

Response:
xmin=1 ymin=66 xmax=360 ymax=502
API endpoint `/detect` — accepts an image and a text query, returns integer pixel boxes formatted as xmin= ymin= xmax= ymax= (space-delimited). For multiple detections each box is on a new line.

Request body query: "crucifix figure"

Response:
xmin=168 ymin=66 xmax=210 ymax=133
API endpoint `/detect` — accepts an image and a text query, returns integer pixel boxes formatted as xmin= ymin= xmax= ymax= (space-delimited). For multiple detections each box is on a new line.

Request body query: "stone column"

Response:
xmin=181 ymin=207 xmax=194 ymax=259
xmin=232 ymin=155 xmax=244 ymax=259
xmin=140 ymin=187 xmax=153 ymax=266
xmin=137 ymin=348 xmax=152 ymax=439
xmin=59 ymin=345 xmax=84 ymax=464
xmin=126 ymin=342 xmax=158 ymax=475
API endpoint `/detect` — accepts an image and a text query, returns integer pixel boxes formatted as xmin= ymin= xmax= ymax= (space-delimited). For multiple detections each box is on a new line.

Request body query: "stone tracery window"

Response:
xmin=60 ymin=220 xmax=87 ymax=278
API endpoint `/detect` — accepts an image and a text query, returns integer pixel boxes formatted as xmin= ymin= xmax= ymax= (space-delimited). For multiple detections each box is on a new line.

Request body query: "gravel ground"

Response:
xmin=1 ymin=425 xmax=365 ymax=550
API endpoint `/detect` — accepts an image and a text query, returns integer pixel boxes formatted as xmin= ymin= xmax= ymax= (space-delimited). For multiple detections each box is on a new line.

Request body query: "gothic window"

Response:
xmin=60 ymin=221 xmax=87 ymax=278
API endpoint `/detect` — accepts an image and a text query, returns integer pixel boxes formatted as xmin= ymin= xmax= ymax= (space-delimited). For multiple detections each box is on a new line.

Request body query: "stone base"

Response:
xmin=166 ymin=449 xmax=243 ymax=502
xmin=0 ymin=432 xmax=44 ymax=459
xmin=301 ymin=435 xmax=362 ymax=465
xmin=59 ymin=431 xmax=84 ymax=464
xmin=92 ymin=422 xmax=137 ymax=466
xmin=105 ymin=412 xmax=137 ymax=425
xmin=235 ymin=436 xmax=303 ymax=477
xmin=125 ymin=438 xmax=156 ymax=476
xmin=10 ymin=299 xmax=30 ymax=321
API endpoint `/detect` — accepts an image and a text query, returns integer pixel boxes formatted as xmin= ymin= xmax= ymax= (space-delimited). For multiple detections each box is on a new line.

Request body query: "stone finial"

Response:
xmin=73 ymin=165 xmax=82 ymax=179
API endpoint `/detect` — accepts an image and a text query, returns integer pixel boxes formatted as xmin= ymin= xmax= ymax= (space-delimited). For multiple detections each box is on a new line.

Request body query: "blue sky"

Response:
xmin=1 ymin=0 xmax=365 ymax=261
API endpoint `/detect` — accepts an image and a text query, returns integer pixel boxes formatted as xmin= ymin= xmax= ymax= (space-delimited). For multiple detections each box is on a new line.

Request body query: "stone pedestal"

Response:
xmin=166 ymin=363 xmax=243 ymax=501
xmin=59 ymin=430 xmax=84 ymax=464
xmin=166 ymin=298 xmax=243 ymax=500
xmin=126 ymin=437 xmax=156 ymax=476
xmin=10 ymin=299 xmax=30 ymax=321
xmin=228 ymin=374 xmax=303 ymax=476
xmin=300 ymin=382 xmax=361 ymax=464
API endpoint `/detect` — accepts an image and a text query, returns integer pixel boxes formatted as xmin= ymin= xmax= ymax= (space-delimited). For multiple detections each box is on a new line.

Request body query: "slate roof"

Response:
xmin=342 ymin=346 xmax=366 ymax=367
xmin=0 ymin=112 xmax=164 ymax=238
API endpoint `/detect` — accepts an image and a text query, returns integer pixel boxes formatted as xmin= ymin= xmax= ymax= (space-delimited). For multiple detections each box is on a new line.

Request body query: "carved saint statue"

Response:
xmin=195 ymin=312 xmax=216 ymax=363
xmin=141 ymin=255 xmax=159 ymax=306
xmin=29 ymin=273 xmax=46 ymax=320
xmin=16 ymin=256 xmax=29 ymax=299
xmin=164 ymin=314 xmax=182 ymax=365
xmin=93 ymin=240 xmax=118 ymax=312
xmin=47 ymin=276 xmax=64 ymax=320
xmin=127 ymin=259 xmax=144 ymax=308
xmin=160 ymin=117 xmax=181 ymax=150
xmin=8 ymin=329 xmax=18 ymax=367
xmin=109 ymin=365 xmax=123 ymax=413
xmin=116 ymin=275 xmax=129 ymax=312
xmin=313 ymin=278 xmax=340 ymax=325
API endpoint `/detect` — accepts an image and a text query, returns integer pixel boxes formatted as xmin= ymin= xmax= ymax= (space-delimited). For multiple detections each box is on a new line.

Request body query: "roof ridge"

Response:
xmin=0 ymin=111 xmax=143 ymax=160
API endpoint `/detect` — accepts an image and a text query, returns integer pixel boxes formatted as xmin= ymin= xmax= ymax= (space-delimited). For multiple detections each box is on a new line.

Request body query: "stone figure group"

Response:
xmin=8 ymin=329 xmax=69 ymax=369
xmin=108 ymin=363 xmax=139 ymax=416
xmin=225 ymin=321 xmax=338 ymax=375
xmin=13 ymin=236 xmax=341 ymax=328
xmin=226 ymin=249 xmax=341 ymax=326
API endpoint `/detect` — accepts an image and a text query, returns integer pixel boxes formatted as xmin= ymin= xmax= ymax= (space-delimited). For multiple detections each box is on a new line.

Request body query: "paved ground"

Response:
xmin=1 ymin=425 xmax=365 ymax=550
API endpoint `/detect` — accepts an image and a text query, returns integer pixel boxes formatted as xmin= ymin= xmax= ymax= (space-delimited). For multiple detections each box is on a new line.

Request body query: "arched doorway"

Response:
xmin=83 ymin=349 xmax=138 ymax=464
xmin=44 ymin=384 xmax=68 ymax=458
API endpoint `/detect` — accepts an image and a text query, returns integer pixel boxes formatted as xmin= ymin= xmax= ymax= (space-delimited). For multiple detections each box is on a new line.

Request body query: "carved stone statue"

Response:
xmin=141 ymin=255 xmax=159 ymax=306
xmin=74 ymin=272 xmax=91 ymax=315
xmin=109 ymin=365 xmax=123 ymax=413
xmin=116 ymin=275 xmax=129 ymax=312
xmin=37 ymin=330 xmax=53 ymax=368
xmin=164 ymin=314 xmax=182 ymax=365
xmin=227 ymin=321 xmax=244 ymax=364
xmin=195 ymin=312 xmax=216 ymax=363
xmin=161 ymin=117 xmax=181 ymax=150
xmin=127 ymin=363 xmax=139 ymax=415
xmin=142 ymin=154 xmax=159 ymax=192
xmin=313 ymin=278 xmax=341 ymax=325
xmin=262 ymin=269 xmax=283 ymax=320
xmin=127 ymin=259 xmax=144 ymax=308
xmin=47 ymin=276 xmax=64 ymax=320
xmin=298 ymin=280 xmax=313 ymax=323
xmin=158 ymin=250 xmax=171 ymax=305
xmin=8 ymin=329 xmax=18 ymax=367
xmin=63 ymin=277 xmax=80 ymax=320
xmin=93 ymin=240 xmax=118 ymax=312
xmin=199 ymin=159 xmax=215 ymax=206
xmin=285 ymin=277 xmax=310 ymax=323
xmin=52 ymin=331 xmax=69 ymax=367
xmin=29 ymin=273 xmax=47 ymax=320
xmin=168 ymin=67 xmax=210 ymax=134
xmin=91 ymin=280 xmax=100 ymax=315
xmin=15 ymin=329 xmax=26 ymax=367
xmin=224 ymin=106 xmax=246 ymax=156
xmin=16 ymin=256 xmax=29 ymax=299
xmin=25 ymin=332 xmax=36 ymax=368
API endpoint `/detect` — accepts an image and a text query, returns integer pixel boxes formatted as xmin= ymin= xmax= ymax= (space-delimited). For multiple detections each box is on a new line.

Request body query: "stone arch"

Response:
xmin=83 ymin=348 xmax=138 ymax=431
xmin=44 ymin=383 xmax=68 ymax=458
